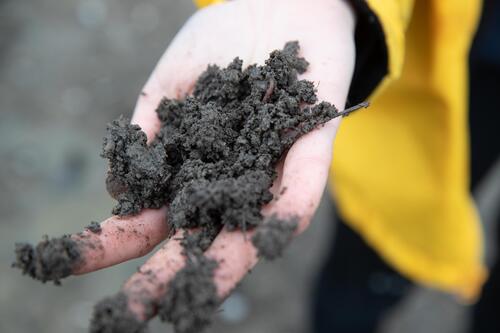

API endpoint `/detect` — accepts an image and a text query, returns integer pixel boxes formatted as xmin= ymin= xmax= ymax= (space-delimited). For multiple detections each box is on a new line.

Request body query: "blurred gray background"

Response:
xmin=1 ymin=1 xmax=499 ymax=333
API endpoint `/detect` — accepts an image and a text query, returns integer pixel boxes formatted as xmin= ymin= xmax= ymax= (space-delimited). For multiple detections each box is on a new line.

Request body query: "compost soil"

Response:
xmin=90 ymin=292 xmax=147 ymax=333
xmin=14 ymin=42 xmax=364 ymax=333
xmin=102 ymin=41 xmax=338 ymax=225
xmin=86 ymin=221 xmax=102 ymax=234
xmin=157 ymin=231 xmax=219 ymax=333
xmin=95 ymin=41 xmax=345 ymax=333
xmin=13 ymin=235 xmax=82 ymax=284
xmin=252 ymin=215 xmax=299 ymax=260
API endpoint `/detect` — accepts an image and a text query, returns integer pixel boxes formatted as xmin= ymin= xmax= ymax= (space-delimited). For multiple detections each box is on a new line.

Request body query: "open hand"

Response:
xmin=18 ymin=0 xmax=356 ymax=330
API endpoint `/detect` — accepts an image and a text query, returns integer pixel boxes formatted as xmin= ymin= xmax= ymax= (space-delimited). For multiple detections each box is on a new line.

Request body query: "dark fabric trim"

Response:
xmin=346 ymin=0 xmax=388 ymax=106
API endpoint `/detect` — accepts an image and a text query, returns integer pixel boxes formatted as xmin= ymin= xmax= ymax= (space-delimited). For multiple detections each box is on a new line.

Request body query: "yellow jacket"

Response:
xmin=196 ymin=0 xmax=486 ymax=300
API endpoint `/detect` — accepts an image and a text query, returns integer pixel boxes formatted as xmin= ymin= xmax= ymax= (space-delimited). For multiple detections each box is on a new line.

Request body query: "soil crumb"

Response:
xmin=13 ymin=235 xmax=81 ymax=284
xmin=158 ymin=236 xmax=219 ymax=333
xmin=89 ymin=292 xmax=147 ymax=333
xmin=252 ymin=215 xmax=299 ymax=260
xmin=102 ymin=117 xmax=171 ymax=215
xmin=86 ymin=221 xmax=102 ymax=234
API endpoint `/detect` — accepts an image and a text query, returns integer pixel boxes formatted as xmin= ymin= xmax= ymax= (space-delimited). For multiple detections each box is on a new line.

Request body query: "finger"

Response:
xmin=122 ymin=229 xmax=186 ymax=320
xmin=261 ymin=84 xmax=349 ymax=234
xmin=73 ymin=207 xmax=169 ymax=274
xmin=89 ymin=229 xmax=187 ymax=328
xmin=263 ymin=116 xmax=341 ymax=234
xmin=260 ymin=24 xmax=355 ymax=230
xmin=206 ymin=229 xmax=258 ymax=297
xmin=13 ymin=208 xmax=169 ymax=283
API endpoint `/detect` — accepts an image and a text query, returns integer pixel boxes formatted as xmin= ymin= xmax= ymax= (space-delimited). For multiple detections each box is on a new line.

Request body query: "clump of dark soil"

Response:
xmin=102 ymin=117 xmax=170 ymax=216
xmin=86 ymin=221 xmax=102 ymax=234
xmin=99 ymin=41 xmax=346 ymax=333
xmin=103 ymin=41 xmax=338 ymax=231
xmin=90 ymin=292 xmax=147 ymax=333
xmin=13 ymin=235 xmax=81 ymax=284
xmin=158 ymin=254 xmax=218 ymax=333
xmin=158 ymin=232 xmax=219 ymax=333
xmin=252 ymin=215 xmax=298 ymax=260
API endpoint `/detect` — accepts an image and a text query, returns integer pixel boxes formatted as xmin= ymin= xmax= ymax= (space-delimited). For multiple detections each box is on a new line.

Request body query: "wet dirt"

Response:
xmin=89 ymin=292 xmax=148 ymax=333
xmin=102 ymin=41 xmax=339 ymax=232
xmin=13 ymin=42 xmax=361 ymax=333
xmin=13 ymin=235 xmax=82 ymax=285
xmin=86 ymin=221 xmax=102 ymax=234
xmin=158 ymin=231 xmax=219 ymax=333
xmin=99 ymin=42 xmax=344 ymax=332
xmin=252 ymin=215 xmax=299 ymax=260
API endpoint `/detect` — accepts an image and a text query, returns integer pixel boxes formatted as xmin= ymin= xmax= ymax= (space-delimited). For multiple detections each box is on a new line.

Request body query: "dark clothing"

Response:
xmin=469 ymin=1 xmax=500 ymax=332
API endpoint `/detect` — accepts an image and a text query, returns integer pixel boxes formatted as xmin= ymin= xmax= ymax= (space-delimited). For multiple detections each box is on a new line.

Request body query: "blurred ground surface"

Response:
xmin=1 ymin=1 xmax=499 ymax=333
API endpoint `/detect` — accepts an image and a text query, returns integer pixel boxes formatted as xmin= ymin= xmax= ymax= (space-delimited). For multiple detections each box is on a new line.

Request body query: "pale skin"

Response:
xmin=70 ymin=0 xmax=356 ymax=323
